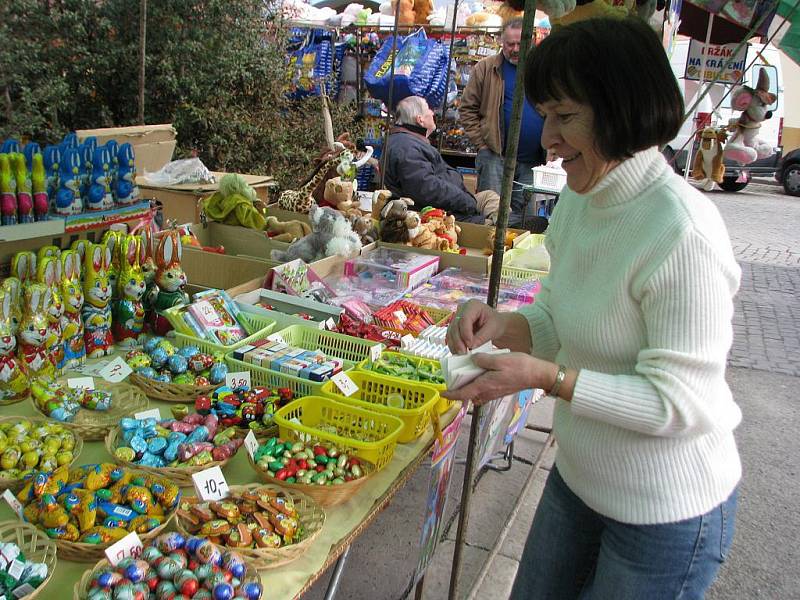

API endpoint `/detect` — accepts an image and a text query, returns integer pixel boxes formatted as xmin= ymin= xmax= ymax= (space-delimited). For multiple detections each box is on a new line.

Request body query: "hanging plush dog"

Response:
xmin=691 ymin=127 xmax=727 ymax=191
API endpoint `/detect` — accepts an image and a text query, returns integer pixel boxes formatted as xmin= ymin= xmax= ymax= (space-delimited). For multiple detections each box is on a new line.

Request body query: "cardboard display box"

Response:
xmin=138 ymin=172 xmax=274 ymax=224
xmin=180 ymin=247 xmax=275 ymax=292
xmin=171 ymin=222 xmax=288 ymax=261
xmin=76 ymin=124 xmax=177 ymax=175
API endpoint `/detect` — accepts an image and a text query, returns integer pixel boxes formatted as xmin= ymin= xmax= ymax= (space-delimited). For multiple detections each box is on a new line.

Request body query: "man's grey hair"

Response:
xmin=396 ymin=96 xmax=429 ymax=125
xmin=502 ymin=18 xmax=524 ymax=38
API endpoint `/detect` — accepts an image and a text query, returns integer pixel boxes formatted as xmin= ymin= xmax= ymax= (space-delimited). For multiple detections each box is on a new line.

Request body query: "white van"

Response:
xmin=663 ymin=37 xmax=784 ymax=191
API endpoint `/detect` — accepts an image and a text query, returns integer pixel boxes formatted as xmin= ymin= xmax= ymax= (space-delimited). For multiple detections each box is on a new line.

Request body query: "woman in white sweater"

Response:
xmin=445 ymin=17 xmax=741 ymax=599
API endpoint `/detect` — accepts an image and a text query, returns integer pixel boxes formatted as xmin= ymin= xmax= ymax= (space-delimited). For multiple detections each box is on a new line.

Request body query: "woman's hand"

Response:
xmin=447 ymin=300 xmax=506 ymax=355
xmin=442 ymin=352 xmax=559 ymax=406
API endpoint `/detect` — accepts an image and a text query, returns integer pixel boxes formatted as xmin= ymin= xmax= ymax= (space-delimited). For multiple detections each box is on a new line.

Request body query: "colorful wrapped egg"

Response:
xmin=222 ymin=551 xmax=246 ymax=580
xmin=179 ymin=345 xmax=200 ymax=359
xmin=208 ymin=363 xmax=228 ymax=385
xmin=167 ymin=355 xmax=188 ymax=375
xmin=149 ymin=347 xmax=169 ymax=369
xmin=136 ymin=367 xmax=158 ymax=380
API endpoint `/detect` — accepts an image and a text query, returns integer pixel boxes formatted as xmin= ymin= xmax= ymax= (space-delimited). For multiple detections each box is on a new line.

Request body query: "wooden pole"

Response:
xmin=447 ymin=2 xmax=538 ymax=598
xmin=138 ymin=0 xmax=147 ymax=125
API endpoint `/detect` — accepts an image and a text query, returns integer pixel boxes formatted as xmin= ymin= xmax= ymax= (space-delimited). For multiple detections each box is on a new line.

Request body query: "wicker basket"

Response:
xmin=0 ymin=521 xmax=58 ymax=600
xmin=175 ymin=483 xmax=325 ymax=570
xmin=246 ymin=450 xmax=374 ymax=507
xmin=31 ymin=381 xmax=148 ymax=441
xmin=104 ymin=426 xmax=239 ymax=488
xmin=53 ymin=511 xmax=174 ymax=563
xmin=73 ymin=547 xmax=261 ymax=600
xmin=0 ymin=416 xmax=84 ymax=492
xmin=129 ymin=372 xmax=217 ymax=403
xmin=0 ymin=393 xmax=29 ymax=407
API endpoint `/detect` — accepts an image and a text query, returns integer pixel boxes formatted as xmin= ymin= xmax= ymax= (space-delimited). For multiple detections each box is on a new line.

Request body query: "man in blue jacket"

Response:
xmin=384 ymin=96 xmax=499 ymax=224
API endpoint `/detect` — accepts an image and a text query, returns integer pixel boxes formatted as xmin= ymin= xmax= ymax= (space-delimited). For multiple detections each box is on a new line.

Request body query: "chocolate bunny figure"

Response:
xmin=112 ymin=235 xmax=146 ymax=347
xmin=60 ymin=250 xmax=86 ymax=367
xmin=38 ymin=256 xmax=65 ymax=372
xmin=148 ymin=230 xmax=188 ymax=336
xmin=81 ymin=243 xmax=114 ymax=358
xmin=0 ymin=289 xmax=30 ymax=403
xmin=1 ymin=278 xmax=23 ymax=336
xmin=18 ymin=283 xmax=56 ymax=381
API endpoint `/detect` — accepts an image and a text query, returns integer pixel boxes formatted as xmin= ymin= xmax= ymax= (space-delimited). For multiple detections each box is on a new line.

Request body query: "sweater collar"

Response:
xmin=580 ymin=147 xmax=670 ymax=208
xmin=393 ymin=124 xmax=430 ymax=142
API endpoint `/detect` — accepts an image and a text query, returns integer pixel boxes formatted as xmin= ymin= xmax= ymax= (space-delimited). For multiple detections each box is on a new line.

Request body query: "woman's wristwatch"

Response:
xmin=548 ymin=364 xmax=567 ymax=398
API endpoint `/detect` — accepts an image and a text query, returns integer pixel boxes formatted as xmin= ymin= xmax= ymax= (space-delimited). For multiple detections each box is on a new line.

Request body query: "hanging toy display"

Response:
xmin=81 ymin=243 xmax=114 ymax=358
xmin=0 ymin=289 xmax=30 ymax=404
xmin=147 ymin=230 xmax=189 ymax=336
xmin=17 ymin=283 xmax=56 ymax=382
xmin=60 ymin=250 xmax=86 ymax=367
xmin=112 ymin=235 xmax=146 ymax=346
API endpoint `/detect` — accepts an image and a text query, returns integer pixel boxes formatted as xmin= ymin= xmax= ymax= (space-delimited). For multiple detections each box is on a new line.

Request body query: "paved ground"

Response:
xmin=303 ymin=180 xmax=800 ymax=600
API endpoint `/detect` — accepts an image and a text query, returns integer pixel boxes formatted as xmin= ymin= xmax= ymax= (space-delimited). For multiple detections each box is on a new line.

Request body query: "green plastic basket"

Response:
xmin=320 ymin=371 xmax=440 ymax=443
xmin=500 ymin=248 xmax=550 ymax=284
xmin=173 ymin=311 xmax=276 ymax=356
xmin=513 ymin=233 xmax=546 ymax=250
xmin=224 ymin=355 xmax=333 ymax=398
xmin=269 ymin=325 xmax=380 ymax=364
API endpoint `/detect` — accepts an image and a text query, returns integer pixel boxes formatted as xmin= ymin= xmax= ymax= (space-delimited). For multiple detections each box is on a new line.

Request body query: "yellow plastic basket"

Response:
xmin=274 ymin=396 xmax=403 ymax=470
xmin=354 ymin=351 xmax=453 ymax=415
xmin=172 ymin=311 xmax=277 ymax=356
xmin=270 ymin=325 xmax=380 ymax=364
xmin=320 ymin=371 xmax=440 ymax=443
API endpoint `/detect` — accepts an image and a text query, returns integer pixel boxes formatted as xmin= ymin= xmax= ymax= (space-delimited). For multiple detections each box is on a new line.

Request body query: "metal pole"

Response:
xmin=323 ymin=545 xmax=352 ymax=600
xmin=437 ymin=0 xmax=462 ymax=152
xmin=137 ymin=0 xmax=147 ymax=125
xmin=378 ymin=18 xmax=403 ymax=188
xmin=683 ymin=13 xmax=714 ymax=182
xmin=414 ymin=575 xmax=426 ymax=600
xmin=447 ymin=2 xmax=538 ymax=598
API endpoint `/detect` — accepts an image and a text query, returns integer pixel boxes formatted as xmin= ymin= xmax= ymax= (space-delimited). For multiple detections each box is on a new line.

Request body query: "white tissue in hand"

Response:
xmin=441 ymin=342 xmax=509 ymax=390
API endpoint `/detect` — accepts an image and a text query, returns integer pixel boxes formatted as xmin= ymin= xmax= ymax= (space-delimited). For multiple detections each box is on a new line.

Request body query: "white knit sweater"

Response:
xmin=520 ymin=148 xmax=742 ymax=525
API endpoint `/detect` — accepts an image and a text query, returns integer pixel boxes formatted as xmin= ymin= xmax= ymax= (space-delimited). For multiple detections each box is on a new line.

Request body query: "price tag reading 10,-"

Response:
xmin=192 ymin=466 xmax=230 ymax=501
xmin=225 ymin=371 xmax=251 ymax=390
xmin=105 ymin=531 xmax=143 ymax=566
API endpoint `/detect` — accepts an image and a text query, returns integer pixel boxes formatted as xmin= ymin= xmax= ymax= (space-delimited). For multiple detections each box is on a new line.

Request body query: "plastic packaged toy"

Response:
xmin=82 ymin=243 xmax=114 ymax=358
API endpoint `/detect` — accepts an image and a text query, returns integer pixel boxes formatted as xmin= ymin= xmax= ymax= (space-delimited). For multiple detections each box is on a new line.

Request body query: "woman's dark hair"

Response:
xmin=525 ymin=17 xmax=684 ymax=161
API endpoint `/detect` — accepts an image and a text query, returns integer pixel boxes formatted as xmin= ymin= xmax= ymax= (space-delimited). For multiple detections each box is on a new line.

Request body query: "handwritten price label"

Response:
xmin=105 ymin=531 xmax=143 ymax=566
xmin=400 ymin=334 xmax=415 ymax=347
xmin=326 ymin=318 xmax=336 ymax=330
xmin=244 ymin=430 xmax=259 ymax=459
xmin=192 ymin=466 xmax=230 ymax=501
xmin=267 ymin=333 xmax=285 ymax=344
xmin=134 ymin=408 xmax=161 ymax=421
xmin=331 ymin=371 xmax=359 ymax=397
xmin=225 ymin=371 xmax=251 ymax=390
xmin=67 ymin=376 xmax=95 ymax=390
xmin=2 ymin=490 xmax=23 ymax=519
xmin=369 ymin=343 xmax=384 ymax=362
xmin=99 ymin=356 xmax=132 ymax=383
xmin=317 ymin=319 xmax=326 ymax=330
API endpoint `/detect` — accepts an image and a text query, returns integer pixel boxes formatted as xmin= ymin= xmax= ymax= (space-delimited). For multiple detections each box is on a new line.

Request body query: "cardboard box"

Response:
xmin=138 ymin=172 xmax=274 ymax=224
xmin=170 ymin=222 xmax=288 ymax=261
xmin=76 ymin=124 xmax=177 ymax=175
xmin=180 ymin=247 xmax=273 ymax=292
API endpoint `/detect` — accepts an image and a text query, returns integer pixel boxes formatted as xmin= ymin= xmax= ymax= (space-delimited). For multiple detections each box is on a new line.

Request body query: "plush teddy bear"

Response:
xmin=322 ymin=177 xmax=359 ymax=216
xmin=265 ymin=216 xmax=312 ymax=243
xmin=271 ymin=204 xmax=362 ymax=263
xmin=420 ymin=208 xmax=462 ymax=252
xmin=348 ymin=214 xmax=379 ymax=246
xmin=413 ymin=0 xmax=434 ymax=24
xmin=394 ymin=0 xmax=415 ymax=24
xmin=410 ymin=221 xmax=441 ymax=250
xmin=379 ymin=198 xmax=421 ymax=245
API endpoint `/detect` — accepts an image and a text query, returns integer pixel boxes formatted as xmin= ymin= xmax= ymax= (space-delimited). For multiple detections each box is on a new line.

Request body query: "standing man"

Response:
xmin=460 ymin=18 xmax=545 ymax=228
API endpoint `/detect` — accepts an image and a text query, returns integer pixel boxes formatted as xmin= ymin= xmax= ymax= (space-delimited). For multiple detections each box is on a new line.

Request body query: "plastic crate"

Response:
xmin=532 ymin=165 xmax=567 ymax=194
xmin=274 ymin=396 xmax=403 ymax=469
xmin=512 ymin=233 xmax=546 ymax=251
xmin=270 ymin=325 xmax=380 ymax=364
xmin=500 ymin=248 xmax=550 ymax=283
xmin=320 ymin=371 xmax=441 ymax=443
xmin=173 ymin=311 xmax=277 ymax=356
xmin=225 ymin=355 xmax=341 ymax=398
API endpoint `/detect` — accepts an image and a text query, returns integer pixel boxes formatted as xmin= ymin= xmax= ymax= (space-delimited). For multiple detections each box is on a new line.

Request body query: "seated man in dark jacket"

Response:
xmin=384 ymin=96 xmax=499 ymax=224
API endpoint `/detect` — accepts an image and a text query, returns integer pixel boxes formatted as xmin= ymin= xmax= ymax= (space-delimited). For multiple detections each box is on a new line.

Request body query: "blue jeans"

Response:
xmin=475 ymin=148 xmax=534 ymax=228
xmin=510 ymin=468 xmax=738 ymax=600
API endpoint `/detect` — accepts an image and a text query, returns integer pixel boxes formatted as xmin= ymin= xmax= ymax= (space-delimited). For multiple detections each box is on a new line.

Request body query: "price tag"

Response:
xmin=67 ymin=376 xmax=95 ymax=390
xmin=268 ymin=333 xmax=285 ymax=344
xmin=7 ymin=560 xmax=23 ymax=581
xmin=192 ymin=466 xmax=230 ymax=501
xmin=400 ymin=334 xmax=415 ymax=347
xmin=2 ymin=490 xmax=23 ymax=518
xmin=104 ymin=531 xmax=143 ymax=566
xmin=12 ymin=585 xmax=34 ymax=599
xmin=331 ymin=372 xmax=358 ymax=397
xmin=225 ymin=371 xmax=251 ymax=389
xmin=244 ymin=430 xmax=259 ymax=459
xmin=369 ymin=343 xmax=384 ymax=362
xmin=99 ymin=356 xmax=132 ymax=383
xmin=325 ymin=317 xmax=336 ymax=330
xmin=317 ymin=319 xmax=326 ymax=330
xmin=134 ymin=408 xmax=161 ymax=421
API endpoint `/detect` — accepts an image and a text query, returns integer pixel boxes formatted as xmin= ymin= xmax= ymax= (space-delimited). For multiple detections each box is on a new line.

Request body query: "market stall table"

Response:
xmin=0 ymin=360 xmax=460 ymax=600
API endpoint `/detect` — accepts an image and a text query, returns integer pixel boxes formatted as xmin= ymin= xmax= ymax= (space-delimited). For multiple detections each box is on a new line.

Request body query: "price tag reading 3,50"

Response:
xmin=192 ymin=466 xmax=230 ymax=501
xmin=225 ymin=371 xmax=251 ymax=390
xmin=244 ymin=430 xmax=259 ymax=459
xmin=105 ymin=531 xmax=143 ymax=566
xmin=331 ymin=372 xmax=358 ymax=397
xmin=100 ymin=356 xmax=133 ymax=383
